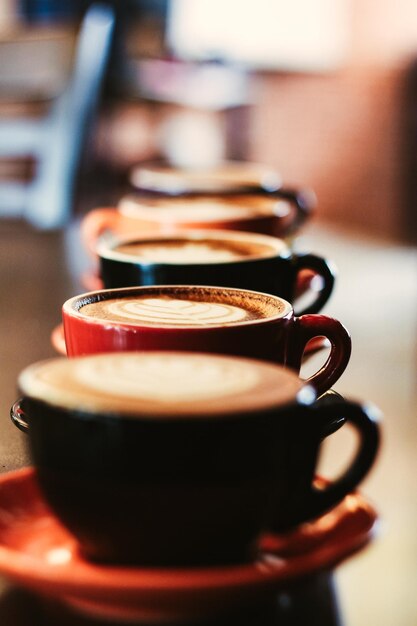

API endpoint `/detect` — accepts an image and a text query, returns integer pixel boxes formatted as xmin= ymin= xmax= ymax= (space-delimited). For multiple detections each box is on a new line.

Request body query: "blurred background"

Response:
xmin=0 ymin=1 xmax=416 ymax=625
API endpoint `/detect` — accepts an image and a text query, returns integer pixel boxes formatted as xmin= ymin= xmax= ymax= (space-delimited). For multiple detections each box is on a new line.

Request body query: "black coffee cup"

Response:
xmin=97 ymin=230 xmax=336 ymax=315
xmin=12 ymin=352 xmax=380 ymax=567
xmin=128 ymin=160 xmax=316 ymax=237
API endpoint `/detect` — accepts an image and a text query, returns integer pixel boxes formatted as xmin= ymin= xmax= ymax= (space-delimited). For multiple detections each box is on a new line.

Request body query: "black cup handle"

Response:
xmin=10 ymin=398 xmax=29 ymax=433
xmin=315 ymin=389 xmax=346 ymax=438
xmin=300 ymin=401 xmax=380 ymax=525
xmin=132 ymin=184 xmax=316 ymax=235
xmin=291 ymin=253 xmax=337 ymax=315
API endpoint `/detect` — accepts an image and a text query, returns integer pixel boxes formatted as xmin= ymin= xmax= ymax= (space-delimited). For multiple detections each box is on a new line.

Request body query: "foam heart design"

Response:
xmin=74 ymin=353 xmax=261 ymax=402
xmin=105 ymin=297 xmax=249 ymax=326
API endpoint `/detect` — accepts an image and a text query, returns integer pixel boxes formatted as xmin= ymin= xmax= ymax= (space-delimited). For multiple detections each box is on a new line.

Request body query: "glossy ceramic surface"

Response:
xmin=97 ymin=231 xmax=336 ymax=317
xmin=0 ymin=468 xmax=377 ymax=623
xmin=62 ymin=285 xmax=352 ymax=396
xmin=51 ymin=322 xmax=330 ymax=359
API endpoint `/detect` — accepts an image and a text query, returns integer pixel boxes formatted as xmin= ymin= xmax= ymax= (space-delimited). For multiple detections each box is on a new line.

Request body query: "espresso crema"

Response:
xmin=105 ymin=235 xmax=280 ymax=264
xmin=81 ymin=296 xmax=257 ymax=326
xmin=76 ymin=288 xmax=287 ymax=327
xmin=119 ymin=195 xmax=290 ymax=223
xmin=18 ymin=352 xmax=310 ymax=417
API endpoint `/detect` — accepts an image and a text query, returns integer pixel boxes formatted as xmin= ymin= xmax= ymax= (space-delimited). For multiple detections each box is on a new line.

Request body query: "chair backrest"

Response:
xmin=66 ymin=3 xmax=116 ymax=133
xmin=26 ymin=2 xmax=116 ymax=228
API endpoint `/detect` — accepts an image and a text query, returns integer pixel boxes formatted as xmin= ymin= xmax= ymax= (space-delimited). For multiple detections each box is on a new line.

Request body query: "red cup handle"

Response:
xmin=80 ymin=207 xmax=120 ymax=259
xmin=50 ymin=323 xmax=67 ymax=356
xmin=287 ymin=315 xmax=352 ymax=396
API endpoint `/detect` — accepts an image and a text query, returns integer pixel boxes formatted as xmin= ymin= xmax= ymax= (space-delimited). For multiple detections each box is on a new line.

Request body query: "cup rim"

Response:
xmin=62 ymin=285 xmax=294 ymax=330
xmin=129 ymin=159 xmax=282 ymax=193
xmin=117 ymin=194 xmax=289 ymax=224
xmin=17 ymin=352 xmax=316 ymax=420
xmin=96 ymin=229 xmax=289 ymax=265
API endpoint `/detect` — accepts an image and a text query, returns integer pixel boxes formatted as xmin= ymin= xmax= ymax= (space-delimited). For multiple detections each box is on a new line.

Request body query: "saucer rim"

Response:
xmin=0 ymin=467 xmax=378 ymax=599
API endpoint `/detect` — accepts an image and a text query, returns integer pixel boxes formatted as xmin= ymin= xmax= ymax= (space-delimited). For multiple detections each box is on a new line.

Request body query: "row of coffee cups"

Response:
xmin=13 ymin=161 xmax=381 ymax=569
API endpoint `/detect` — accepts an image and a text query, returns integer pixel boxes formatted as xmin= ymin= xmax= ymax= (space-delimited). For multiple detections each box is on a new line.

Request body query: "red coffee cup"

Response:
xmin=80 ymin=186 xmax=315 ymax=260
xmin=62 ymin=286 xmax=351 ymax=396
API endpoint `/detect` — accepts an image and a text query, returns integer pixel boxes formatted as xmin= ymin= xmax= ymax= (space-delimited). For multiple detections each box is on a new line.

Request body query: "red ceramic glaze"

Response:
xmin=62 ymin=287 xmax=351 ymax=396
xmin=80 ymin=270 xmax=104 ymax=292
xmin=54 ymin=320 xmax=329 ymax=361
xmin=80 ymin=206 xmax=295 ymax=260
xmin=0 ymin=468 xmax=377 ymax=623
xmin=50 ymin=324 xmax=67 ymax=356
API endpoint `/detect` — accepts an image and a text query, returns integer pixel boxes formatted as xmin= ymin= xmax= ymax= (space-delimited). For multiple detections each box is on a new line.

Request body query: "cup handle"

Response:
xmin=287 ymin=315 xmax=352 ymax=396
xmin=291 ymin=253 xmax=337 ymax=315
xmin=79 ymin=207 xmax=120 ymax=258
xmin=10 ymin=398 xmax=29 ymax=433
xmin=300 ymin=401 xmax=380 ymax=527
xmin=50 ymin=323 xmax=67 ymax=356
xmin=315 ymin=389 xmax=346 ymax=438
xmin=267 ymin=186 xmax=316 ymax=234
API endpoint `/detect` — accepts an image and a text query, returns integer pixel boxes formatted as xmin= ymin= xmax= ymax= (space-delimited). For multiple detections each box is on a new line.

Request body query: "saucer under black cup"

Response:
xmin=13 ymin=352 xmax=380 ymax=567
xmin=0 ymin=467 xmax=378 ymax=624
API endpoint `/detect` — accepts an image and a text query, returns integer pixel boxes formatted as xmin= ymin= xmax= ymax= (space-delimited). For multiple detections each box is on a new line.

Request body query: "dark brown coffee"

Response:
xmin=77 ymin=287 xmax=288 ymax=328
xmin=18 ymin=352 xmax=308 ymax=418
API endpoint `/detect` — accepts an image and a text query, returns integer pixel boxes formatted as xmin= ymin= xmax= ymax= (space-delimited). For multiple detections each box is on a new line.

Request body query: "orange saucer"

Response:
xmin=0 ymin=468 xmax=377 ymax=623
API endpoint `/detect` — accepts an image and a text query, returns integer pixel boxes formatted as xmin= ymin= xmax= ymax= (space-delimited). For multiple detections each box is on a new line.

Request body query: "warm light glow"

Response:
xmin=168 ymin=0 xmax=350 ymax=71
xmin=46 ymin=547 xmax=72 ymax=566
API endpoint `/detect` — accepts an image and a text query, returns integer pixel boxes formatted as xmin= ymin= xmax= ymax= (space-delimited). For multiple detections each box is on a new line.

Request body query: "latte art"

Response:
xmin=103 ymin=234 xmax=283 ymax=265
xmin=75 ymin=354 xmax=260 ymax=402
xmin=114 ymin=242 xmax=248 ymax=263
xmin=81 ymin=296 xmax=257 ymax=326
xmin=18 ymin=352 xmax=308 ymax=417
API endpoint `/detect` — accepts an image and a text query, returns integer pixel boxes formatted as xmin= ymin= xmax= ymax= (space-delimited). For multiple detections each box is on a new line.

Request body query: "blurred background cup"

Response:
xmin=62 ymin=284 xmax=351 ymax=396
xmin=128 ymin=159 xmax=316 ymax=236
xmin=129 ymin=160 xmax=283 ymax=193
xmin=97 ymin=229 xmax=336 ymax=316
xmin=12 ymin=352 xmax=380 ymax=566
xmin=80 ymin=179 xmax=316 ymax=262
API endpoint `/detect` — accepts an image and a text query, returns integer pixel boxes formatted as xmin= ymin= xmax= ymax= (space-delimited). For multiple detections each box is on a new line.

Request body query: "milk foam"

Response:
xmin=82 ymin=296 xmax=254 ymax=326
xmin=115 ymin=242 xmax=245 ymax=263
xmin=75 ymin=353 xmax=260 ymax=402
xmin=119 ymin=196 xmax=280 ymax=222
xmin=121 ymin=198 xmax=257 ymax=221
xmin=19 ymin=352 xmax=308 ymax=417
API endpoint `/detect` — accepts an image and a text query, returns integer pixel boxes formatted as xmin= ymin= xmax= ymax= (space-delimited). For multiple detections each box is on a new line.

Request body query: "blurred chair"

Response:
xmin=0 ymin=2 xmax=115 ymax=229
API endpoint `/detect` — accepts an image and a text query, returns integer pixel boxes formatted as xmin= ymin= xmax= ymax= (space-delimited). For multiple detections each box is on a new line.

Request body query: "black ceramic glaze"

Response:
xmin=14 ymin=395 xmax=379 ymax=567
xmin=100 ymin=246 xmax=336 ymax=316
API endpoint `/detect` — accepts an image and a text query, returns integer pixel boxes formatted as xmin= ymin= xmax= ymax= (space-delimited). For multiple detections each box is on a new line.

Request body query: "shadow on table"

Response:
xmin=0 ymin=572 xmax=342 ymax=626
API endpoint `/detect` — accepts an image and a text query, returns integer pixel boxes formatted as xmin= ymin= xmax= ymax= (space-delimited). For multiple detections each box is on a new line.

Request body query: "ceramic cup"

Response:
xmin=96 ymin=230 xmax=336 ymax=316
xmin=80 ymin=182 xmax=316 ymax=260
xmin=62 ymin=285 xmax=351 ymax=396
xmin=12 ymin=352 xmax=380 ymax=566
xmin=129 ymin=160 xmax=283 ymax=193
